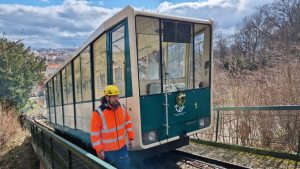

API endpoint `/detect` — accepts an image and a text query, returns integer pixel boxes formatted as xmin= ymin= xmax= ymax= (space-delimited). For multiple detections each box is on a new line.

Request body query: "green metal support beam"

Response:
xmin=214 ymin=105 xmax=300 ymax=111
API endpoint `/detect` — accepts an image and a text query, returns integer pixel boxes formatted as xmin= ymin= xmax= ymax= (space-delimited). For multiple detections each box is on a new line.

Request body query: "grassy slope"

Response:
xmin=213 ymin=59 xmax=300 ymax=106
xmin=0 ymin=102 xmax=42 ymax=169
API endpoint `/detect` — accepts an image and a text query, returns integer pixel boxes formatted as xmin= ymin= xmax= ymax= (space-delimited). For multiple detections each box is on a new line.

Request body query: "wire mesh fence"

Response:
xmin=193 ymin=106 xmax=300 ymax=154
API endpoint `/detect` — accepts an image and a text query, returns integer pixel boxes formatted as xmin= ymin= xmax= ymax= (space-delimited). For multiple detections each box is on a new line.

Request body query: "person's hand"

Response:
xmin=97 ymin=150 xmax=105 ymax=160
xmin=128 ymin=140 xmax=134 ymax=149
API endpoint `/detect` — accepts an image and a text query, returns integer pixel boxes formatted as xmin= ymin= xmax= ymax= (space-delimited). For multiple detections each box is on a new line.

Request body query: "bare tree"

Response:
xmin=215 ymin=0 xmax=300 ymax=72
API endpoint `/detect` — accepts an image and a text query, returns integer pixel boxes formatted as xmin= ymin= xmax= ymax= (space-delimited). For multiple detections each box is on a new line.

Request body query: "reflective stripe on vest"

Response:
xmin=90 ymin=131 xmax=100 ymax=136
xmin=102 ymin=124 xmax=125 ymax=133
xmin=96 ymin=107 xmax=108 ymax=130
xmin=102 ymin=134 xmax=125 ymax=144
xmin=126 ymin=128 xmax=133 ymax=132
xmin=92 ymin=140 xmax=102 ymax=147
xmin=125 ymin=120 xmax=132 ymax=125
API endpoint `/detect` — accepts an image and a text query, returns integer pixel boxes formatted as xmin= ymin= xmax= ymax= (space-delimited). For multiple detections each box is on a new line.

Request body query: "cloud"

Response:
xmin=0 ymin=1 xmax=119 ymax=48
xmin=154 ymin=0 xmax=275 ymax=34
xmin=0 ymin=0 xmax=275 ymax=48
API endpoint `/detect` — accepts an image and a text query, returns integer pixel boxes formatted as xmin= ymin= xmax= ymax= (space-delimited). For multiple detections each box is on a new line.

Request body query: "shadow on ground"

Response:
xmin=0 ymin=137 xmax=39 ymax=169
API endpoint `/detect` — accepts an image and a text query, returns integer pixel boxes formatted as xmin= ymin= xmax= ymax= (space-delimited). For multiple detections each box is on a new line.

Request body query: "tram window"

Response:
xmin=112 ymin=25 xmax=125 ymax=97
xmin=93 ymin=35 xmax=107 ymax=100
xmin=48 ymin=79 xmax=55 ymax=123
xmin=74 ymin=56 xmax=82 ymax=102
xmin=162 ymin=20 xmax=191 ymax=43
xmin=62 ymin=68 xmax=67 ymax=104
xmin=194 ymin=24 xmax=210 ymax=88
xmin=48 ymin=80 xmax=54 ymax=107
xmin=54 ymin=74 xmax=62 ymax=106
xmin=165 ymin=43 xmax=185 ymax=78
xmin=162 ymin=21 xmax=192 ymax=92
xmin=136 ymin=16 xmax=161 ymax=95
xmin=66 ymin=63 xmax=73 ymax=104
xmin=81 ymin=47 xmax=92 ymax=101
xmin=45 ymin=84 xmax=49 ymax=108
xmin=115 ymin=67 xmax=122 ymax=81
xmin=53 ymin=76 xmax=57 ymax=106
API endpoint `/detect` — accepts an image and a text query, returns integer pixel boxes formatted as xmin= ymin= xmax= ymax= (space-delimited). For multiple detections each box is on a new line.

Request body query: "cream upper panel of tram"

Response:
xmin=134 ymin=9 xmax=213 ymax=25
xmin=45 ymin=6 xmax=136 ymax=84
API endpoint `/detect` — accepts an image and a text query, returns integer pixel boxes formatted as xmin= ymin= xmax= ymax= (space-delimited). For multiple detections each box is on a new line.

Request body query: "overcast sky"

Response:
xmin=0 ymin=0 xmax=275 ymax=48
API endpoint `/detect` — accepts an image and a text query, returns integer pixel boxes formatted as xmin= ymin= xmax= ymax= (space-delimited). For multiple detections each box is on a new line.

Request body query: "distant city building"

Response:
xmin=46 ymin=63 xmax=61 ymax=78
xmin=31 ymin=48 xmax=76 ymax=97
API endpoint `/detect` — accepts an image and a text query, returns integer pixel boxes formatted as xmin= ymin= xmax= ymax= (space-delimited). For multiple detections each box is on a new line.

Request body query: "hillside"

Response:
xmin=0 ymin=107 xmax=40 ymax=169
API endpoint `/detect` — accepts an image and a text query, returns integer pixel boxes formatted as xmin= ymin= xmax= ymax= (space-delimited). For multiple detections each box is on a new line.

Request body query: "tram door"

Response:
xmin=107 ymin=20 xmax=132 ymax=106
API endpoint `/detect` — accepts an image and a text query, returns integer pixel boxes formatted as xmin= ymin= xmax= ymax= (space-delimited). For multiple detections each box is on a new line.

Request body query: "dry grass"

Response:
xmin=0 ymin=107 xmax=39 ymax=169
xmin=0 ymin=108 xmax=26 ymax=154
xmin=197 ymin=58 xmax=300 ymax=153
xmin=200 ymin=59 xmax=300 ymax=152
xmin=213 ymin=58 xmax=300 ymax=106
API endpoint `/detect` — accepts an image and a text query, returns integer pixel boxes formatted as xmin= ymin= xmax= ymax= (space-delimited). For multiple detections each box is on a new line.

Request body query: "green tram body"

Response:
xmin=45 ymin=6 xmax=213 ymax=153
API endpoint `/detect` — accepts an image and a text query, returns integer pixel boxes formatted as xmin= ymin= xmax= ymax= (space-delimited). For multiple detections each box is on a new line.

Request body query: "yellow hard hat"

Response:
xmin=104 ymin=85 xmax=120 ymax=96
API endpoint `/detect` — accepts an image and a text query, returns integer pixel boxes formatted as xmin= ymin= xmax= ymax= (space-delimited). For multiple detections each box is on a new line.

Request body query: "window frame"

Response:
xmin=135 ymin=15 xmax=212 ymax=96
xmin=107 ymin=19 xmax=132 ymax=98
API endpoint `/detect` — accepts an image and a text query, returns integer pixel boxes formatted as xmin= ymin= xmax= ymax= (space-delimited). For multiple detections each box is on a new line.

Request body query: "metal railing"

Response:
xmin=25 ymin=117 xmax=116 ymax=169
xmin=195 ymin=105 xmax=300 ymax=155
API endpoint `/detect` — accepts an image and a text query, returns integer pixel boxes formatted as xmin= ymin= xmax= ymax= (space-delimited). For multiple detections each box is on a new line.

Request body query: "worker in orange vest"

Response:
xmin=90 ymin=85 xmax=135 ymax=169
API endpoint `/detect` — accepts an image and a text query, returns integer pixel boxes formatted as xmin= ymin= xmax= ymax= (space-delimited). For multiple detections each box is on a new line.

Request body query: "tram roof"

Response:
xmin=45 ymin=6 xmax=213 ymax=84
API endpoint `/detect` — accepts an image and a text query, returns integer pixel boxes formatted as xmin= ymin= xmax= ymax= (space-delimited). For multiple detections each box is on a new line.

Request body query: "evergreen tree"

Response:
xmin=0 ymin=37 xmax=45 ymax=110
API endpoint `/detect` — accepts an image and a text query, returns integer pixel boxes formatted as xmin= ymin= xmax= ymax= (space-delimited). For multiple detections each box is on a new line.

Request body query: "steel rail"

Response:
xmin=173 ymin=150 xmax=251 ymax=169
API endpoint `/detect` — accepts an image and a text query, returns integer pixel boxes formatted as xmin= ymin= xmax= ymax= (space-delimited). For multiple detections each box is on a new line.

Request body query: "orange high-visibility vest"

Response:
xmin=90 ymin=105 xmax=134 ymax=154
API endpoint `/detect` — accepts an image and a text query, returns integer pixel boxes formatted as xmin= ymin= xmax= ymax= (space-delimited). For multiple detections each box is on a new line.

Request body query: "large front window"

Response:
xmin=136 ymin=16 xmax=211 ymax=96
xmin=136 ymin=16 xmax=161 ymax=95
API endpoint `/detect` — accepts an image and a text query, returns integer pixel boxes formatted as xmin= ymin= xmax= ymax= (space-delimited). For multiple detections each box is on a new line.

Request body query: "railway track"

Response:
xmin=133 ymin=149 xmax=250 ymax=169
xmin=173 ymin=150 xmax=250 ymax=169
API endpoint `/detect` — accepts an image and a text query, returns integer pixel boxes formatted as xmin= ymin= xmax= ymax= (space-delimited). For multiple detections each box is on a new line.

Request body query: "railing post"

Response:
xmin=50 ymin=137 xmax=54 ymax=169
xmin=298 ymin=135 xmax=300 ymax=156
xmin=36 ymin=127 xmax=39 ymax=148
xmin=215 ymin=110 xmax=220 ymax=142
xmin=41 ymin=131 xmax=45 ymax=156
xmin=68 ymin=150 xmax=72 ymax=169
xmin=30 ymin=124 xmax=33 ymax=142
xmin=34 ymin=125 xmax=37 ymax=143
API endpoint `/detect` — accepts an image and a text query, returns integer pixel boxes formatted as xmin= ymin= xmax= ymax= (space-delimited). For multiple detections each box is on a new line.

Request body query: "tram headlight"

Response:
xmin=199 ymin=118 xmax=205 ymax=127
xmin=148 ymin=131 xmax=157 ymax=141
xmin=199 ymin=117 xmax=211 ymax=128
xmin=142 ymin=130 xmax=158 ymax=145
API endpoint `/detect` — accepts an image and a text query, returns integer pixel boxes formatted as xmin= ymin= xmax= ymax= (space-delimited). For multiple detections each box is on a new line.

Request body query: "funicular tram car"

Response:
xmin=45 ymin=6 xmax=213 ymax=158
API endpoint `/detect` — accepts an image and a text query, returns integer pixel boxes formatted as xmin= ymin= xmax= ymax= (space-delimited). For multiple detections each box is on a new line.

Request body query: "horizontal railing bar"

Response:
xmin=26 ymin=117 xmax=116 ymax=169
xmin=213 ymin=105 xmax=300 ymax=111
